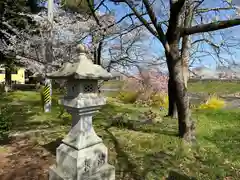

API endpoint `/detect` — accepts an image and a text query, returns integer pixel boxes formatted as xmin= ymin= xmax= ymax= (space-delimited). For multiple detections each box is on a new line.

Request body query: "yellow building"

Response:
xmin=0 ymin=67 xmax=25 ymax=84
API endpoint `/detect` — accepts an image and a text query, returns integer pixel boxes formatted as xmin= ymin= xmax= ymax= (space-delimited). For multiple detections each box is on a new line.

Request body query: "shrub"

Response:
xmin=149 ymin=93 xmax=169 ymax=109
xmin=117 ymin=91 xmax=139 ymax=104
xmin=0 ymin=106 xmax=13 ymax=140
xmin=198 ymin=94 xmax=225 ymax=110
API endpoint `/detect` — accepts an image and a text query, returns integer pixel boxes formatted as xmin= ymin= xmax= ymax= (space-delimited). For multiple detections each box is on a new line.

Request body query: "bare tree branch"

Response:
xmin=110 ymin=0 xmax=158 ymax=38
xmin=142 ymin=0 xmax=166 ymax=44
xmin=196 ymin=7 xmax=236 ymax=13
xmin=166 ymin=0 xmax=185 ymax=44
xmin=191 ymin=38 xmax=220 ymax=50
xmin=182 ymin=18 xmax=240 ymax=35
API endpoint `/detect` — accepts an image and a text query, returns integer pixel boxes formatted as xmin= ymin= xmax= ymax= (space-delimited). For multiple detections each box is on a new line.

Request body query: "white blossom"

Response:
xmin=9 ymin=5 xmax=115 ymax=75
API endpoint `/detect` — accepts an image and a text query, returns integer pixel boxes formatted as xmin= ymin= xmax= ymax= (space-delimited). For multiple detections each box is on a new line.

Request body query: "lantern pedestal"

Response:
xmin=49 ymin=95 xmax=115 ymax=180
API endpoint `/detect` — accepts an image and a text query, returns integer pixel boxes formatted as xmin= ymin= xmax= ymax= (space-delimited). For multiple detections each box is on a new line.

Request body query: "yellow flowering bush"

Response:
xmin=117 ymin=91 xmax=139 ymax=104
xmin=149 ymin=93 xmax=169 ymax=109
xmin=198 ymin=94 xmax=225 ymax=110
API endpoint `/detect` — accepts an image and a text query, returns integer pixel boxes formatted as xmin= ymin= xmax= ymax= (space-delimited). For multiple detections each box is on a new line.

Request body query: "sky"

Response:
xmin=41 ymin=0 xmax=240 ymax=71
xmin=97 ymin=0 xmax=240 ymax=71
xmin=233 ymin=0 xmax=240 ymax=6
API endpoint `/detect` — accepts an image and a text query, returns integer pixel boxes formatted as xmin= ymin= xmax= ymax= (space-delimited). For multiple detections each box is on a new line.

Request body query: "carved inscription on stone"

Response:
xmin=97 ymin=153 xmax=106 ymax=166
xmin=84 ymin=159 xmax=91 ymax=173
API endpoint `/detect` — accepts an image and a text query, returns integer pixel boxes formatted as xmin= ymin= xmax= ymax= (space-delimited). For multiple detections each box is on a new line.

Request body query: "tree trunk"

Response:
xmin=181 ymin=50 xmax=189 ymax=88
xmin=166 ymin=50 xmax=194 ymax=142
xmin=180 ymin=1 xmax=193 ymax=88
xmin=93 ymin=35 xmax=104 ymax=66
xmin=96 ymin=39 xmax=103 ymax=65
xmin=4 ymin=68 xmax=12 ymax=93
xmin=166 ymin=78 xmax=178 ymax=118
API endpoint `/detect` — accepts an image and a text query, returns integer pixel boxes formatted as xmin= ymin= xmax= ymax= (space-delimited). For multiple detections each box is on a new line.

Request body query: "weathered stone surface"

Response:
xmin=52 ymin=143 xmax=109 ymax=178
xmin=48 ymin=44 xmax=115 ymax=180
xmin=80 ymin=164 xmax=115 ymax=180
xmin=49 ymin=165 xmax=71 ymax=180
xmin=61 ymin=95 xmax=106 ymax=110
xmin=61 ymin=116 xmax=102 ymax=150
xmin=49 ymin=164 xmax=115 ymax=180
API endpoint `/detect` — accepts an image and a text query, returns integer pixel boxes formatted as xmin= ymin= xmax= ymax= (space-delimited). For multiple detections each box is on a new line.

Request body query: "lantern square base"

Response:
xmin=49 ymin=164 xmax=115 ymax=180
xmin=49 ymin=165 xmax=70 ymax=180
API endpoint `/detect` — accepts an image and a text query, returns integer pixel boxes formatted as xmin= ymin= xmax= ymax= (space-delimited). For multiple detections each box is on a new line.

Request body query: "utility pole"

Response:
xmin=43 ymin=0 xmax=54 ymax=113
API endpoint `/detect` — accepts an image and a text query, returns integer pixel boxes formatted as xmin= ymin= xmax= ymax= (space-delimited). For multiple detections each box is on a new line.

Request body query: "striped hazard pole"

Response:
xmin=43 ymin=79 xmax=52 ymax=112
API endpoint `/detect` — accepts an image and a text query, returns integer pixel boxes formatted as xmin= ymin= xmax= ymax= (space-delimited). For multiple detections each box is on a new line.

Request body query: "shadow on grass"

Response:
xmin=0 ymin=92 xmax=69 ymax=138
xmin=42 ymin=138 xmax=62 ymax=156
xmin=40 ymin=107 xmax=240 ymax=179
xmin=104 ymin=128 xmax=143 ymax=180
xmin=135 ymin=128 xmax=177 ymax=137
xmin=5 ymin=103 xmax=47 ymax=131
xmin=2 ymin=92 xmax=239 ymax=179
xmin=107 ymin=122 xmax=178 ymax=137
xmin=0 ymin=136 xmax=12 ymax=145
xmin=104 ymin=127 xmax=195 ymax=180
xmin=95 ymin=103 xmax=178 ymax=137
xmin=204 ymin=127 xmax=240 ymax=159
xmin=42 ymin=127 xmax=194 ymax=180
xmin=134 ymin=119 xmax=178 ymax=137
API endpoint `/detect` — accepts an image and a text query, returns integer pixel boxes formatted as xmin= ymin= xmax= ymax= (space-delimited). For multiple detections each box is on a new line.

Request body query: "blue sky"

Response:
xmin=41 ymin=0 xmax=240 ymax=70
xmin=100 ymin=1 xmax=240 ymax=70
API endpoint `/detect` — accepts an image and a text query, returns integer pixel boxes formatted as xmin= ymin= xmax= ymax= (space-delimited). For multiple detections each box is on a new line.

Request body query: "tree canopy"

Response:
xmin=0 ymin=0 xmax=38 ymax=60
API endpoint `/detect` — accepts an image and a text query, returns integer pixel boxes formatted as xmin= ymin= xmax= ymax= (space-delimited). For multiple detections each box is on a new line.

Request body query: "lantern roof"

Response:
xmin=46 ymin=44 xmax=113 ymax=80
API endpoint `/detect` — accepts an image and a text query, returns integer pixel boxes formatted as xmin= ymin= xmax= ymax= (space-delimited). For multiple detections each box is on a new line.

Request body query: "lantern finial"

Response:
xmin=77 ymin=43 xmax=87 ymax=53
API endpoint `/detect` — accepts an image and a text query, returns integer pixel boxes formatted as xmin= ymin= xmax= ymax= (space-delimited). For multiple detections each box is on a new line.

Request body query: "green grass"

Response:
xmin=0 ymin=91 xmax=240 ymax=179
xmin=188 ymin=81 xmax=240 ymax=95
xmin=102 ymin=80 xmax=240 ymax=95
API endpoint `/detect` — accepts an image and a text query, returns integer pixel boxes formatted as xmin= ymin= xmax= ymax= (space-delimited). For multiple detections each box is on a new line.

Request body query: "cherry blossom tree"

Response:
xmin=12 ymin=5 xmax=93 ymax=73
xmin=7 ymin=0 xmax=116 ymax=75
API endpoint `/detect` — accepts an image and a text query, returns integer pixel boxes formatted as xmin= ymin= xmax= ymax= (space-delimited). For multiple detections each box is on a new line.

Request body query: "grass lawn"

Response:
xmin=188 ymin=81 xmax=240 ymax=95
xmin=103 ymin=80 xmax=240 ymax=95
xmin=0 ymin=90 xmax=240 ymax=179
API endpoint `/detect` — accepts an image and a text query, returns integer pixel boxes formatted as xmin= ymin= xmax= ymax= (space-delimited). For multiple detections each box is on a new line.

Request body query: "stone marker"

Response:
xmin=47 ymin=44 xmax=115 ymax=180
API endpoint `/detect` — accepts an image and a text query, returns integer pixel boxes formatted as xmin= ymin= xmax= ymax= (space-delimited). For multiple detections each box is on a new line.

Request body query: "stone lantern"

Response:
xmin=47 ymin=44 xmax=115 ymax=180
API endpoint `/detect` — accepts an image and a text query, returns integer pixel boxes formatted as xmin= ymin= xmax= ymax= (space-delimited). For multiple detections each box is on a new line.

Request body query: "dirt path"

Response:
xmin=0 ymin=137 xmax=55 ymax=180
